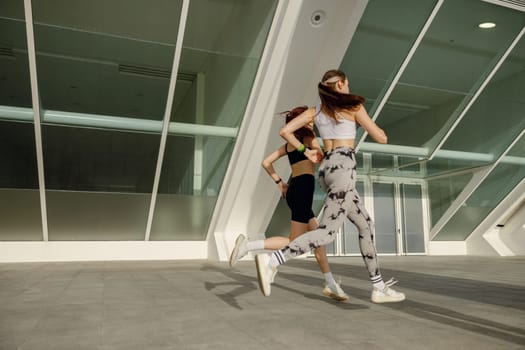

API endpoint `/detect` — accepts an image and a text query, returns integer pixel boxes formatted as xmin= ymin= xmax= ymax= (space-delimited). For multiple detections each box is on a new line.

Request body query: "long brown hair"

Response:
xmin=318 ymin=69 xmax=365 ymax=121
xmin=280 ymin=105 xmax=314 ymax=141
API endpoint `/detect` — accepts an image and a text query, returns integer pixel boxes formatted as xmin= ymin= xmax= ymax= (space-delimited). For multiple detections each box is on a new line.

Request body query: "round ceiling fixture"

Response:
xmin=478 ymin=22 xmax=496 ymax=29
xmin=311 ymin=10 xmax=326 ymax=27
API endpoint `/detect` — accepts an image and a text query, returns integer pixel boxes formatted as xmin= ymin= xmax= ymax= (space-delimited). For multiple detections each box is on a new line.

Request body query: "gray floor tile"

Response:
xmin=0 ymin=256 xmax=523 ymax=350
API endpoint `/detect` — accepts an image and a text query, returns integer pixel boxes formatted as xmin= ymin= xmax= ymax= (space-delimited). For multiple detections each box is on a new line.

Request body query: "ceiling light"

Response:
xmin=478 ymin=22 xmax=496 ymax=29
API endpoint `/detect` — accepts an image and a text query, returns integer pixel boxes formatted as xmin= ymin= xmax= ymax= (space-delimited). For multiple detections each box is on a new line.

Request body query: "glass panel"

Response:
xmin=426 ymin=24 xmax=525 ymax=233
xmin=423 ymin=158 xmax=489 ymax=178
xmin=42 ymin=127 xmax=160 ymax=240
xmin=31 ymin=1 xmax=183 ymax=240
xmin=151 ymin=0 xmax=278 ymax=240
xmin=435 ymin=134 xmax=525 ymax=241
xmin=439 ymin=29 xmax=525 ymax=159
xmin=32 ymin=0 xmax=182 ymax=118
xmin=0 ymin=0 xmax=43 ymax=241
xmin=151 ymin=136 xmax=234 ymax=240
xmin=340 ymin=0 xmax=437 ymax=114
xmin=427 ymin=172 xmax=473 ymax=228
xmin=371 ymin=153 xmax=394 ymax=171
xmin=401 ymin=184 xmax=425 ymax=253
xmin=342 ymin=182 xmax=365 ymax=255
xmin=0 ymin=1 xmax=32 ymax=108
xmin=373 ymin=0 xmax=525 ymax=152
xmin=398 ymin=156 xmax=422 ymax=173
xmin=373 ymin=182 xmax=397 ymax=253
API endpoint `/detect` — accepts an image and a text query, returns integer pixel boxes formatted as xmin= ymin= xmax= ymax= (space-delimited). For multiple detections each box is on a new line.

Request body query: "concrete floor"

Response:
xmin=0 ymin=256 xmax=524 ymax=350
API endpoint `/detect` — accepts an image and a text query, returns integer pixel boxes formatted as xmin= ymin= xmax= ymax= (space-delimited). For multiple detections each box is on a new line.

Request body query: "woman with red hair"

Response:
xmin=230 ymin=105 xmax=348 ymax=301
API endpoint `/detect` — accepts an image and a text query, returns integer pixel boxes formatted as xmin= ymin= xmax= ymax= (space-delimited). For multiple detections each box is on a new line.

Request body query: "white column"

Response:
xmin=23 ymin=0 xmax=49 ymax=241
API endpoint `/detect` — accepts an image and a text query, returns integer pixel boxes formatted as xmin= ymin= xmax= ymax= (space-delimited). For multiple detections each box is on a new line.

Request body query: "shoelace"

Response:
xmin=385 ymin=277 xmax=398 ymax=287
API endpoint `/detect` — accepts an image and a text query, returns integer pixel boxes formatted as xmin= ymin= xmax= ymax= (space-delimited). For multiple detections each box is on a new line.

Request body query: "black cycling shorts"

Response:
xmin=285 ymin=174 xmax=316 ymax=224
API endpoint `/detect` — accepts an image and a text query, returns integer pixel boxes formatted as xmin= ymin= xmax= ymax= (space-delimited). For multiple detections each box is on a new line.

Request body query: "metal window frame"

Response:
xmin=144 ymin=0 xmax=190 ymax=241
xmin=429 ymin=26 xmax=525 ymax=159
xmin=355 ymin=0 xmax=445 ymax=153
xmin=23 ymin=0 xmax=48 ymax=241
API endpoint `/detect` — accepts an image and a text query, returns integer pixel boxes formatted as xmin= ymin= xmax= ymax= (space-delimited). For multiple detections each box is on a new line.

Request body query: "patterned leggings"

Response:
xmin=279 ymin=147 xmax=380 ymax=279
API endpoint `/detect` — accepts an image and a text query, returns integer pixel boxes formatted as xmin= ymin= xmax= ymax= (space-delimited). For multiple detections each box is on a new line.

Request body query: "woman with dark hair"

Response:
xmin=230 ymin=106 xmax=349 ymax=301
xmin=254 ymin=69 xmax=405 ymax=303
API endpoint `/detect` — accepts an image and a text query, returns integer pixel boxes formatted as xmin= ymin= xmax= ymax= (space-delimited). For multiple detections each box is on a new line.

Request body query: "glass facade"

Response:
xmin=1 ymin=0 xmax=524 ymax=250
xmin=150 ymin=0 xmax=277 ymax=240
xmin=0 ymin=0 xmax=42 ymax=240
xmin=268 ymin=0 xmax=524 ymax=254
xmin=1 ymin=0 xmax=277 ymax=241
xmin=31 ymin=0 xmax=182 ymax=240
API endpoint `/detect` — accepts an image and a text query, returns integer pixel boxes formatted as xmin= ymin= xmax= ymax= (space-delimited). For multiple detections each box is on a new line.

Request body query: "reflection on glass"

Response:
xmin=151 ymin=0 xmax=278 ymax=240
xmin=0 ymin=1 xmax=42 ymax=240
xmin=375 ymin=0 xmax=525 ymax=149
xmin=31 ymin=1 xmax=183 ymax=240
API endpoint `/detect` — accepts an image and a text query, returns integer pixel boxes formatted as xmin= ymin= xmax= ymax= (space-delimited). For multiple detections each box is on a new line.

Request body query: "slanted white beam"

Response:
xmin=23 ymin=0 xmax=49 ymax=241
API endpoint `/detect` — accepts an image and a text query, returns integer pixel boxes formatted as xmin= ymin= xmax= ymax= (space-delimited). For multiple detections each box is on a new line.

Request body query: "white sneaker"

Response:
xmin=229 ymin=234 xmax=247 ymax=268
xmin=255 ymin=253 xmax=277 ymax=297
xmin=322 ymin=280 xmax=349 ymax=301
xmin=371 ymin=285 xmax=405 ymax=303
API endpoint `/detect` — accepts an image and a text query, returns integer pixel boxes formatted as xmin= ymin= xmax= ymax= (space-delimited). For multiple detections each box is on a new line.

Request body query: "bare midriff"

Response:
xmin=290 ymin=159 xmax=315 ymax=177
xmin=323 ymin=139 xmax=355 ymax=152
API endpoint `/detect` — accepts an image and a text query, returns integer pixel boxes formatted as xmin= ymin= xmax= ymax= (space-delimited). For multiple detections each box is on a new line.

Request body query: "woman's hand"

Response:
xmin=305 ymin=148 xmax=323 ymax=163
xmin=278 ymin=182 xmax=289 ymax=198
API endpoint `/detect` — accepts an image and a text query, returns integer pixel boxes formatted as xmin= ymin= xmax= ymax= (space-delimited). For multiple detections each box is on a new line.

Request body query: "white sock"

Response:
xmin=246 ymin=240 xmax=265 ymax=252
xmin=324 ymin=272 xmax=336 ymax=285
xmin=371 ymin=275 xmax=385 ymax=290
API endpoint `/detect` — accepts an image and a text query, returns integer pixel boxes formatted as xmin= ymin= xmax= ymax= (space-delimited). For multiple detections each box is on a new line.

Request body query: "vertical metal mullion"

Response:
xmin=355 ymin=0 xmax=444 ymax=153
xmin=421 ymin=181 xmax=431 ymax=255
xmin=193 ymin=73 xmax=205 ymax=195
xmin=429 ymin=26 xmax=525 ymax=159
xmin=393 ymin=182 xmax=403 ymax=255
xmin=144 ymin=0 xmax=190 ymax=241
xmin=23 ymin=0 xmax=48 ymax=241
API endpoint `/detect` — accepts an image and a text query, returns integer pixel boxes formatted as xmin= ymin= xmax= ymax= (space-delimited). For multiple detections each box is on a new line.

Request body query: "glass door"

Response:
xmin=339 ymin=181 xmax=427 ymax=255
xmin=400 ymin=184 xmax=426 ymax=253
xmin=373 ymin=182 xmax=398 ymax=254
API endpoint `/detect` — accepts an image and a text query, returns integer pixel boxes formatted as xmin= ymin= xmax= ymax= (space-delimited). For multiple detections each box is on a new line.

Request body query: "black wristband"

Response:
xmin=275 ymin=178 xmax=282 ymax=184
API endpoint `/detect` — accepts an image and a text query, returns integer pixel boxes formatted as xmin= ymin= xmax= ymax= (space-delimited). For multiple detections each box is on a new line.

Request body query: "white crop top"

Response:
xmin=314 ymin=105 xmax=356 ymax=140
